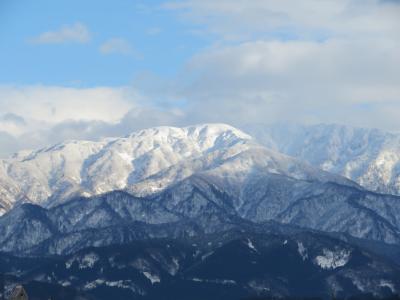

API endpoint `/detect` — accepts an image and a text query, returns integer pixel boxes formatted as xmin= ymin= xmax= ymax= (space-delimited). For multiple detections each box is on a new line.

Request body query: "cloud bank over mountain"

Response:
xmin=0 ymin=0 xmax=399 ymax=156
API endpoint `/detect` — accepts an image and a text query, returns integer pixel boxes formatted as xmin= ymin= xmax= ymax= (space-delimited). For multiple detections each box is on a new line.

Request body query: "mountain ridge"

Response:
xmin=0 ymin=123 xmax=354 ymax=215
xmin=2 ymin=227 xmax=400 ymax=299
xmin=244 ymin=122 xmax=400 ymax=196
xmin=2 ymin=172 xmax=400 ymax=256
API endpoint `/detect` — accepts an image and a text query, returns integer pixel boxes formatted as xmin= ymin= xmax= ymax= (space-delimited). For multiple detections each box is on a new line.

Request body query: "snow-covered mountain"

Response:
xmin=244 ymin=123 xmax=400 ymax=196
xmin=2 ymin=123 xmax=400 ymax=299
xmin=2 ymin=171 xmax=400 ymax=256
xmin=0 ymin=123 xmax=352 ymax=215
xmin=2 ymin=123 xmax=400 ymax=248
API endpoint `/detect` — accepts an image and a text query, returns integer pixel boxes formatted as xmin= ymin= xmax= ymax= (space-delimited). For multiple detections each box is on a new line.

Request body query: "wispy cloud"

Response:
xmin=164 ymin=0 xmax=400 ymax=41
xmin=155 ymin=0 xmax=400 ymax=130
xmin=146 ymin=27 xmax=162 ymax=35
xmin=1 ymin=0 xmax=399 ymax=156
xmin=0 ymin=85 xmax=178 ymax=157
xmin=99 ymin=38 xmax=142 ymax=58
xmin=30 ymin=22 xmax=91 ymax=44
xmin=0 ymin=85 xmax=134 ymax=126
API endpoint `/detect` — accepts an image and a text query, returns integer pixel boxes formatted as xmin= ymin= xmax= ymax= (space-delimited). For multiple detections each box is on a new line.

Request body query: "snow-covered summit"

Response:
xmin=244 ymin=123 xmax=400 ymax=195
xmin=0 ymin=124 xmax=249 ymax=212
xmin=0 ymin=123 xmax=349 ymax=215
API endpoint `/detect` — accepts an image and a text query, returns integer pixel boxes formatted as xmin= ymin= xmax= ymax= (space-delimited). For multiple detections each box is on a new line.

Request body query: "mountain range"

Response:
xmin=2 ymin=229 xmax=400 ymax=300
xmin=245 ymin=123 xmax=400 ymax=196
xmin=1 ymin=123 xmax=400 ymax=299
xmin=0 ymin=123 xmax=353 ymax=215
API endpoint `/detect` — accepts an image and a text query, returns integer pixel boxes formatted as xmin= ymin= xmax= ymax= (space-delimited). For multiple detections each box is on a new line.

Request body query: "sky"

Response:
xmin=0 ymin=0 xmax=399 ymax=157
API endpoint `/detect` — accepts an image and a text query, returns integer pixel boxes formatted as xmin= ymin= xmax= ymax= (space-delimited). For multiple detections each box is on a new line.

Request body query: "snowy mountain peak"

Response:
xmin=0 ymin=123 xmax=357 ymax=215
xmin=244 ymin=122 xmax=400 ymax=195
xmin=0 ymin=124 xmax=257 ymax=212
xmin=124 ymin=123 xmax=252 ymax=148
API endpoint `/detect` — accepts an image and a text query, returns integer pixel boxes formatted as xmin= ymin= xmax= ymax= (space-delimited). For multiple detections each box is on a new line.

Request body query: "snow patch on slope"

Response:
xmin=297 ymin=242 xmax=308 ymax=261
xmin=66 ymin=253 xmax=99 ymax=269
xmin=143 ymin=272 xmax=160 ymax=284
xmin=83 ymin=279 xmax=143 ymax=293
xmin=314 ymin=248 xmax=350 ymax=270
xmin=246 ymin=239 xmax=258 ymax=253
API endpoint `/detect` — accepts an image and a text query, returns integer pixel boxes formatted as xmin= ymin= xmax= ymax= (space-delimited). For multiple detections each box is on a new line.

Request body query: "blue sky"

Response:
xmin=0 ymin=0 xmax=399 ymax=156
xmin=0 ymin=0 xmax=213 ymax=86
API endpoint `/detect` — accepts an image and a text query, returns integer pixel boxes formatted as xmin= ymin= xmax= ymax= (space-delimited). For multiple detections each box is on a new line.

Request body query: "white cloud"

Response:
xmin=30 ymin=22 xmax=91 ymax=44
xmin=0 ymin=113 xmax=26 ymax=136
xmin=174 ymin=38 xmax=400 ymax=129
xmin=0 ymin=131 xmax=20 ymax=158
xmin=0 ymin=85 xmax=135 ymax=133
xmin=0 ymin=85 xmax=136 ymax=123
xmin=1 ymin=0 xmax=399 ymax=156
xmin=164 ymin=0 xmax=400 ymax=41
xmin=157 ymin=0 xmax=400 ymax=130
xmin=99 ymin=38 xmax=141 ymax=57
xmin=0 ymin=85 xmax=185 ymax=157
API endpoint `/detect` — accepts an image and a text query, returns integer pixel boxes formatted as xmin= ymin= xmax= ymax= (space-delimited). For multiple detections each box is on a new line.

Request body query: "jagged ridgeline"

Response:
xmin=0 ymin=124 xmax=353 ymax=215
xmin=0 ymin=124 xmax=400 ymax=299
xmin=244 ymin=123 xmax=400 ymax=196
